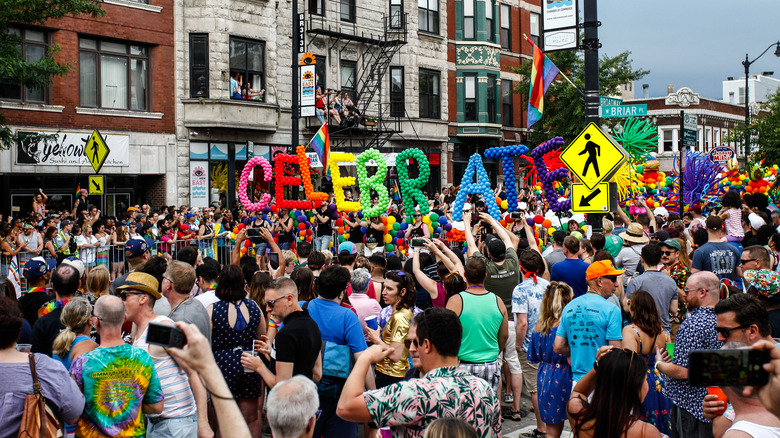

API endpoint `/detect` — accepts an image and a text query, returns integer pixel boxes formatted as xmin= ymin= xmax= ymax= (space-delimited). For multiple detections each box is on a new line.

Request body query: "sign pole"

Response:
xmin=583 ymin=0 xmax=602 ymax=233
xmin=679 ymin=110 xmax=684 ymax=215
xmin=291 ymin=2 xmax=300 ymax=151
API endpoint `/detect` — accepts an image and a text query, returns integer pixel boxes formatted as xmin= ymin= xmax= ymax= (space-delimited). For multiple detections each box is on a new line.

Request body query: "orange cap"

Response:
xmin=585 ymin=260 xmax=626 ymax=281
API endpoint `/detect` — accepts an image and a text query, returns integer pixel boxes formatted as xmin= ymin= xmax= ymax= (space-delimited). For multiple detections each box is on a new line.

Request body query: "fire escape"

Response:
xmin=305 ymin=3 xmax=407 ymax=152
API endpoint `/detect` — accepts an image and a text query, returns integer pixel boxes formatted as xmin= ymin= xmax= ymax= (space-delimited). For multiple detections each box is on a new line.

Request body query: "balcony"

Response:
xmin=181 ymin=98 xmax=279 ymax=132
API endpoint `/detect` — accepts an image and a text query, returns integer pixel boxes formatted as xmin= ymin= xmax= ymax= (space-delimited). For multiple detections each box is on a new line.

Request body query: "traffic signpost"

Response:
xmin=89 ymin=175 xmax=104 ymax=195
xmin=561 ymin=122 xmax=628 ymax=214
xmin=599 ymin=96 xmax=622 ymax=106
xmin=682 ymin=113 xmax=697 ymax=148
xmin=84 ymin=129 xmax=110 ymax=174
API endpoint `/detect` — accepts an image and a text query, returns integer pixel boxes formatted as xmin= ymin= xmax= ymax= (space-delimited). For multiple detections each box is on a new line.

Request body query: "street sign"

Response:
xmin=601 ymin=104 xmax=647 ymax=118
xmin=89 ymin=175 xmax=104 ymax=195
xmin=682 ymin=113 xmax=697 ymax=148
xmin=599 ymin=96 xmax=622 ymax=106
xmin=560 ymin=122 xmax=628 ymax=191
xmin=84 ymin=130 xmax=110 ymax=174
xmin=709 ymin=145 xmax=735 ymax=165
xmin=570 ymin=182 xmax=618 ymax=213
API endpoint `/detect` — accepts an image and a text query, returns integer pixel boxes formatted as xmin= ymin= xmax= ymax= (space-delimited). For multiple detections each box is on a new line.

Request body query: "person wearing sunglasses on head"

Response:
xmin=659 ymin=238 xmax=691 ymax=342
xmin=655 ymin=271 xmax=721 ymax=437
xmin=554 ymin=260 xmax=625 ymax=388
xmin=626 ymin=243 xmax=679 ymax=338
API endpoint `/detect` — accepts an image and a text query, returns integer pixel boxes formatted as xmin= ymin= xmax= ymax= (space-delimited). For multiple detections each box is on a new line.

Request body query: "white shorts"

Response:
xmin=500 ymin=320 xmax=522 ymax=375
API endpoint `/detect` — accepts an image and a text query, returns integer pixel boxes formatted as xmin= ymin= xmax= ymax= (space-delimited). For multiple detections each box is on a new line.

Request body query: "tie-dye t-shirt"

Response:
xmin=70 ymin=343 xmax=164 ymax=437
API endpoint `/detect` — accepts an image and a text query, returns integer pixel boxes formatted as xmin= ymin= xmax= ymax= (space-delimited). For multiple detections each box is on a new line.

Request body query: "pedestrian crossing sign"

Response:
xmin=89 ymin=175 xmax=104 ymax=195
xmin=84 ymin=129 xmax=110 ymax=174
xmin=560 ymin=123 xmax=628 ymax=191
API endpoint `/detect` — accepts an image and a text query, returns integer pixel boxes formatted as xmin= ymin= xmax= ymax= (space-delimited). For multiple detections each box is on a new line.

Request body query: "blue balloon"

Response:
xmin=400 ymin=222 xmax=409 ymax=230
xmin=438 ymin=216 xmax=447 ymax=225
xmin=263 ymin=206 xmax=271 ymax=213
xmin=360 ymin=227 xmax=367 ymax=233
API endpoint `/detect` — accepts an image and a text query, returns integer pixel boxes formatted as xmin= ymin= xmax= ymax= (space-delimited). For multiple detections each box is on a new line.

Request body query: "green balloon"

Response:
xmin=430 ymin=213 xmax=439 ymax=223
xmin=393 ymin=222 xmax=401 ymax=231
xmin=385 ymin=243 xmax=394 ymax=251
xmin=288 ymin=211 xmax=295 ymax=219
xmin=307 ymin=211 xmax=315 ymax=217
xmin=562 ymin=223 xmax=569 ymax=232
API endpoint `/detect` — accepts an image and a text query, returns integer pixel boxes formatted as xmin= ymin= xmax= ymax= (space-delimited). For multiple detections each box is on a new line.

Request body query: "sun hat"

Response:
xmin=743 ymin=269 xmax=780 ymax=299
xmin=619 ymin=223 xmax=649 ymax=244
xmin=116 ymin=272 xmax=161 ymax=299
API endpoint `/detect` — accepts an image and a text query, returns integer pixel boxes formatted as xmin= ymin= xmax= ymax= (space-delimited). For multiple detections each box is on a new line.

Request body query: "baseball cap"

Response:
xmin=127 ymin=207 xmax=140 ymax=212
xmin=125 ymin=237 xmax=154 ymax=258
xmin=585 ymin=260 xmax=626 ymax=281
xmin=651 ymin=230 xmax=670 ymax=242
xmin=186 ymin=213 xmax=196 ymax=219
xmin=338 ymin=241 xmax=357 ymax=255
xmin=552 ymin=230 xmax=567 ymax=245
xmin=116 ymin=272 xmax=161 ymax=299
xmin=61 ymin=219 xmax=73 ymax=227
xmin=660 ymin=238 xmax=682 ymax=252
xmin=705 ymin=215 xmax=723 ymax=231
xmin=62 ymin=256 xmax=86 ymax=278
xmin=653 ymin=206 xmax=669 ymax=218
xmin=485 ymin=235 xmax=506 ymax=260
xmin=23 ymin=257 xmax=57 ymax=279
xmin=748 ymin=213 xmax=766 ymax=230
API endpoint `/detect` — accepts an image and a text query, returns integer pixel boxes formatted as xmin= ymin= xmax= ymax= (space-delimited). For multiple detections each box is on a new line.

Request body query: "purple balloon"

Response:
xmin=526 ymin=217 xmax=535 ymax=227
xmin=243 ymin=218 xmax=251 ymax=225
xmin=263 ymin=206 xmax=271 ymax=213
xmin=444 ymin=223 xmax=453 ymax=231
xmin=329 ymin=203 xmax=337 ymax=211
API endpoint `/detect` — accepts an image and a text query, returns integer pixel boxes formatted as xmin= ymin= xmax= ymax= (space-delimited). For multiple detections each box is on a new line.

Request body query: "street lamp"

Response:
xmin=742 ymin=41 xmax=780 ymax=163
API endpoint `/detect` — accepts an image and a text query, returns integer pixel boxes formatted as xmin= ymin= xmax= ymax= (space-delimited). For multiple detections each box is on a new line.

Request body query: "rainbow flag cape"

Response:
xmin=310 ymin=123 xmax=330 ymax=176
xmin=527 ymin=39 xmax=560 ymax=129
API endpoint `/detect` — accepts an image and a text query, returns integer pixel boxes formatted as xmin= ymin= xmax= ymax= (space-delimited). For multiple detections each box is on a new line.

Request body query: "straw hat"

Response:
xmin=619 ymin=223 xmax=649 ymax=244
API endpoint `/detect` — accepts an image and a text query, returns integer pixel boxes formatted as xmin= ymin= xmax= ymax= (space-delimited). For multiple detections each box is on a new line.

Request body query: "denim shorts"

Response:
xmin=146 ymin=414 xmax=198 ymax=438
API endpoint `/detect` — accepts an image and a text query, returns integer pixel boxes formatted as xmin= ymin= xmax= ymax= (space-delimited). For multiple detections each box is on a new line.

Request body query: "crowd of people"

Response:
xmin=3 ymin=181 xmax=780 ymax=438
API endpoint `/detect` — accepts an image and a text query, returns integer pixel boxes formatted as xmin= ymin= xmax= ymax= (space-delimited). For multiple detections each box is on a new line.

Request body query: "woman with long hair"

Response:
xmin=207 ymin=265 xmax=266 ymax=437
xmin=367 ymin=270 xmax=416 ymax=388
xmin=568 ymin=346 xmax=664 ymax=438
xmin=290 ymin=267 xmax=316 ymax=302
xmin=85 ymin=265 xmax=111 ymax=302
xmin=94 ymin=221 xmax=110 ymax=269
xmin=412 ymin=238 xmax=465 ymax=307
xmin=621 ymin=290 xmax=673 ymax=436
xmin=0 ymin=223 xmax=25 ymax=277
xmin=527 ymin=281 xmax=574 ymax=438
xmin=42 ymin=226 xmax=58 ymax=260
xmin=111 ymin=221 xmax=129 ymax=280
xmin=52 ymin=297 xmax=98 ymax=370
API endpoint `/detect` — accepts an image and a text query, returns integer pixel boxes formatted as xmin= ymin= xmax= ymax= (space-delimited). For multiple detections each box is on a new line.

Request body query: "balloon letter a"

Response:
xmin=452 ymin=154 xmax=501 ymax=221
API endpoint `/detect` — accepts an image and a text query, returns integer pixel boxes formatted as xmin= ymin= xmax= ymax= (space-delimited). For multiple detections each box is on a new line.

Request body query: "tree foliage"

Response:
xmin=0 ymin=0 xmax=104 ymax=149
xmin=510 ymin=49 xmax=649 ymax=147
xmin=725 ymin=90 xmax=780 ymax=165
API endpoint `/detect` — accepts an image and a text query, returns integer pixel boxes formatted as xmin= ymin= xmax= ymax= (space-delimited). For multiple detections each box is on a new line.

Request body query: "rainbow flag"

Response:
xmin=310 ymin=123 xmax=330 ymax=176
xmin=527 ymin=39 xmax=560 ymax=129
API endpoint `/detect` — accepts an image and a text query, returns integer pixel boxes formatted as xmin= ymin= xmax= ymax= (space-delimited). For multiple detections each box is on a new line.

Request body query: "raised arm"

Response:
xmin=412 ymin=250 xmax=439 ymax=299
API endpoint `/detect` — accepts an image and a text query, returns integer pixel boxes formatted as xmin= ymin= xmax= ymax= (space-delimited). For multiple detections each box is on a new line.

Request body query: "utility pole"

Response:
xmin=291 ymin=2 xmax=301 ymax=151
xmin=583 ymin=0 xmax=602 ymax=233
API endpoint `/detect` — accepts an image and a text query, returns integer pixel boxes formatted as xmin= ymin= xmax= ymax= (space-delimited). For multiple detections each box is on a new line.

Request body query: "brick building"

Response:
xmin=0 ymin=0 xmax=176 ymax=217
xmin=446 ymin=0 xmax=540 ymax=186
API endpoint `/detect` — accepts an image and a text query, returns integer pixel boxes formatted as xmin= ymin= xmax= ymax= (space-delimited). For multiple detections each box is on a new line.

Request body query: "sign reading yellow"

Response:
xmin=570 ymin=182 xmax=617 ymax=213
xmin=89 ymin=175 xmax=104 ymax=195
xmin=560 ymin=123 xmax=628 ymax=190
xmin=84 ymin=130 xmax=110 ymax=174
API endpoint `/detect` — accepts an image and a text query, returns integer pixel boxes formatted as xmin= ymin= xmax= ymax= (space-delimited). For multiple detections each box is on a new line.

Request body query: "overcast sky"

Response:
xmin=596 ymin=0 xmax=780 ymax=100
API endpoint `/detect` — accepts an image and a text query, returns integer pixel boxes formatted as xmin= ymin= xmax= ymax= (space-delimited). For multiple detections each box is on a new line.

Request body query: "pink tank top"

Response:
xmin=724 ymin=208 xmax=744 ymax=238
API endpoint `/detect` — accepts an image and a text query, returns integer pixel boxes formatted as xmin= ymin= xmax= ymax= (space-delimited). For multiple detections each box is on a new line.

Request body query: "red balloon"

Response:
xmin=244 ymin=240 xmax=251 ymax=248
xmin=534 ymin=215 xmax=544 ymax=225
xmin=307 ymin=229 xmax=313 ymax=236
xmin=397 ymin=239 xmax=405 ymax=246
xmin=335 ymin=218 xmax=344 ymax=227
xmin=238 ymin=223 xmax=246 ymax=229
xmin=306 ymin=235 xmax=313 ymax=242
xmin=273 ymin=237 xmax=279 ymax=243
xmin=298 ymin=223 xmax=306 ymax=230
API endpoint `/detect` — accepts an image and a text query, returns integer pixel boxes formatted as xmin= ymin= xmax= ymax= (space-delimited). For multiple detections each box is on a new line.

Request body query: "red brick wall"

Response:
xmin=3 ymin=0 xmax=174 ymax=134
xmin=143 ymin=174 xmax=167 ymax=206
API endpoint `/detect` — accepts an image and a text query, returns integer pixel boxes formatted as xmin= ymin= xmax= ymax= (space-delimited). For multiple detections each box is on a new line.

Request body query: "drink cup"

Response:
xmin=16 ymin=344 xmax=32 ymax=352
xmin=665 ymin=342 xmax=674 ymax=360
xmin=365 ymin=315 xmax=378 ymax=330
xmin=707 ymin=386 xmax=728 ymax=415
xmin=243 ymin=346 xmax=256 ymax=373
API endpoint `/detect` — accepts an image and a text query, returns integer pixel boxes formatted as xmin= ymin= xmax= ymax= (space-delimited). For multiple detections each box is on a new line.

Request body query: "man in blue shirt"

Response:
xmin=305 ymin=265 xmax=373 ymax=438
xmin=550 ymin=235 xmax=590 ymax=297
xmin=554 ymin=260 xmax=624 ymax=383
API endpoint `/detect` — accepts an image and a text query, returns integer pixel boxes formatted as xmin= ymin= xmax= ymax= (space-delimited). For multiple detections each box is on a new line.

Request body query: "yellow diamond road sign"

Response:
xmin=84 ymin=130 xmax=110 ymax=174
xmin=89 ymin=175 xmax=104 ymax=195
xmin=571 ymin=182 xmax=616 ymax=213
xmin=560 ymin=122 xmax=628 ymax=191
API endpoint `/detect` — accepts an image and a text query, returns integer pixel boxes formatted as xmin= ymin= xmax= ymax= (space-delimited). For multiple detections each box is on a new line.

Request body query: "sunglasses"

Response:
xmin=662 ymin=250 xmax=676 ymax=256
xmin=119 ymin=291 xmax=145 ymax=301
xmin=715 ymin=325 xmax=749 ymax=338
xmin=601 ymin=275 xmax=618 ymax=283
xmin=265 ymin=294 xmax=291 ymax=308
xmin=404 ymin=338 xmax=420 ymax=349
xmin=741 ymin=258 xmax=757 ymax=265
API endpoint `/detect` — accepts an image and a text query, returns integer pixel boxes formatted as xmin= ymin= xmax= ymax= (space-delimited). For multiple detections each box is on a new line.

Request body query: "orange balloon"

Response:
xmin=542 ymin=219 xmax=552 ymax=228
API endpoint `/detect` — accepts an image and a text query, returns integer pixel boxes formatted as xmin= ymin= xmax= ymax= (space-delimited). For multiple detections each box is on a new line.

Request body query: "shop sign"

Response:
xmin=190 ymin=160 xmax=210 ymax=208
xmin=16 ymin=130 xmax=129 ymax=167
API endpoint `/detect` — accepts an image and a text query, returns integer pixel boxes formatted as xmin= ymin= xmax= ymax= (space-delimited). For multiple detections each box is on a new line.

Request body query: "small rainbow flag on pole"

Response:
xmin=526 ymin=38 xmax=560 ymax=129
xmin=309 ymin=123 xmax=330 ymax=176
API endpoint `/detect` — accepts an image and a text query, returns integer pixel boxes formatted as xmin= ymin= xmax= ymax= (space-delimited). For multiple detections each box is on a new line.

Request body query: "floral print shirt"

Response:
xmin=364 ymin=366 xmax=502 ymax=438
xmin=667 ymin=263 xmax=690 ymax=324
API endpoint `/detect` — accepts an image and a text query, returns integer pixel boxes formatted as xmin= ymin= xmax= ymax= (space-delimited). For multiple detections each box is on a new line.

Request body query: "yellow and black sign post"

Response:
xmin=84 ymin=129 xmax=110 ymax=198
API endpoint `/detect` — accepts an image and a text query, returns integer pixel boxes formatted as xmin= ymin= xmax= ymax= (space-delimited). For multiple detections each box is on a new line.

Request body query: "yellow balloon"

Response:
xmin=329 ymin=241 xmax=334 ymax=247
xmin=384 ymin=234 xmax=393 ymax=243
xmin=344 ymin=233 xmax=350 ymax=239
xmin=310 ymin=216 xmax=316 ymax=223
xmin=387 ymin=216 xmax=396 ymax=225
xmin=229 ymin=233 xmax=236 ymax=240
xmin=548 ymin=227 xmax=555 ymax=236
xmin=423 ymin=216 xmax=431 ymax=224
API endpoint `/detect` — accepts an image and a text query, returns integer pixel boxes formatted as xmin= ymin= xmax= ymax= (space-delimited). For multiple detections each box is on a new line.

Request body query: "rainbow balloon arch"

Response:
xmin=231 ymin=118 xmax=779 ymax=255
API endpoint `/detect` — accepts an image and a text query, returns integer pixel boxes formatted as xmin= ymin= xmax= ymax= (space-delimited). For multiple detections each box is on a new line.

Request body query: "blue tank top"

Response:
xmin=53 ymin=335 xmax=90 ymax=371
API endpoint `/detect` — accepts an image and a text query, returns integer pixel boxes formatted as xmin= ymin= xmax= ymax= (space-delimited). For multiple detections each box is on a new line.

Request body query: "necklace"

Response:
xmin=38 ymin=298 xmax=71 ymax=318
xmin=23 ymin=286 xmax=47 ymax=296
xmin=169 ymin=296 xmax=192 ymax=317
xmin=465 ymin=285 xmax=485 ymax=290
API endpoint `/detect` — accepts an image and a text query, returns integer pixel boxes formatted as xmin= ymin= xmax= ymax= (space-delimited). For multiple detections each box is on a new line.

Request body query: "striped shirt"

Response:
xmin=134 ymin=315 xmax=197 ymax=419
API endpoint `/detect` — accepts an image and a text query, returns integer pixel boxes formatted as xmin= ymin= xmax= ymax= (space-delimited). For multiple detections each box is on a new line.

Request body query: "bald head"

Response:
xmin=687 ymin=271 xmax=721 ymax=308
xmin=94 ymin=295 xmax=125 ymax=328
xmin=690 ymin=271 xmax=720 ymax=296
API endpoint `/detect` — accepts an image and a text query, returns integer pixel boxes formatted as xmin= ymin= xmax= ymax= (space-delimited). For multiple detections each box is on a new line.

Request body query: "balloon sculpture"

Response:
xmin=238 ymin=157 xmax=273 ymax=212
xmin=529 ymin=137 xmax=571 ymax=212
xmin=452 ymin=154 xmax=501 ymax=221
xmin=355 ymin=148 xmax=390 ymax=217
xmin=485 ymin=144 xmax=529 ymax=212
xmin=395 ymin=148 xmax=431 ymax=221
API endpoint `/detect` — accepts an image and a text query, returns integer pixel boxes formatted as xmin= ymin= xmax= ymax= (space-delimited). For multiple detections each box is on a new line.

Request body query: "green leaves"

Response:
xmin=726 ymin=90 xmax=780 ymax=165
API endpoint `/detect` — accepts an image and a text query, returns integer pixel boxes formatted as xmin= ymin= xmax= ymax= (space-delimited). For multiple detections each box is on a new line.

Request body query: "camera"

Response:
xmin=509 ymin=212 xmax=524 ymax=219
xmin=246 ymin=228 xmax=262 ymax=237
xmin=146 ymin=322 xmax=187 ymax=349
xmin=411 ymin=239 xmax=425 ymax=248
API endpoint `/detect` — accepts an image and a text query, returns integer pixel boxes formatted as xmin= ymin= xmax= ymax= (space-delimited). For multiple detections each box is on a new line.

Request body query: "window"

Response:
xmin=738 ymin=87 xmax=745 ymax=105
xmin=463 ymin=0 xmax=475 ymax=39
xmin=229 ymin=37 xmax=265 ymax=101
xmin=464 ymin=74 xmax=477 ymax=121
xmin=663 ymin=129 xmax=673 ymax=152
xmin=500 ymin=4 xmax=511 ymax=50
xmin=189 ymin=34 xmax=209 ymax=98
xmin=502 ymin=79 xmax=513 ymax=126
xmin=728 ymin=91 xmax=735 ymax=104
xmin=705 ymin=128 xmax=711 ymax=150
xmin=340 ymin=0 xmax=355 ymax=22
xmin=309 ymin=0 xmax=324 ymax=15
xmin=418 ymin=0 xmax=439 ymax=34
xmin=419 ymin=68 xmax=440 ymax=119
xmin=390 ymin=67 xmax=404 ymax=117
xmin=485 ymin=1 xmax=494 ymax=43
xmin=530 ymin=12 xmax=540 ymax=46
xmin=487 ymin=74 xmax=497 ymax=123
xmin=340 ymin=60 xmax=357 ymax=95
xmin=0 ymin=28 xmax=48 ymax=103
xmin=391 ymin=0 xmax=403 ymax=28
xmin=315 ymin=55 xmax=327 ymax=90
xmin=79 ymin=38 xmax=149 ymax=110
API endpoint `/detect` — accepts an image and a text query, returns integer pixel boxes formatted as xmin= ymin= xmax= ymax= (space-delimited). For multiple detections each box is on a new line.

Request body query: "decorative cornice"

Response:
xmin=665 ymin=87 xmax=700 ymax=107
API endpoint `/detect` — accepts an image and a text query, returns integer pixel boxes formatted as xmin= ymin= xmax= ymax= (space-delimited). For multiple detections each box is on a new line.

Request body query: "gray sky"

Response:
xmin=597 ymin=0 xmax=780 ymax=100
